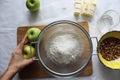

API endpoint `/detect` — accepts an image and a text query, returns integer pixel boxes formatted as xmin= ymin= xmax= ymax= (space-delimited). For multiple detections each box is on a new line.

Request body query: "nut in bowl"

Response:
xmin=97 ymin=31 xmax=120 ymax=69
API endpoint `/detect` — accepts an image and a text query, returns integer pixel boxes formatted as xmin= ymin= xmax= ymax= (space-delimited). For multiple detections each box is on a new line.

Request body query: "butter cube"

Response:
xmin=74 ymin=3 xmax=82 ymax=9
xmin=81 ymin=1 xmax=96 ymax=17
xmin=74 ymin=0 xmax=83 ymax=4
xmin=74 ymin=8 xmax=80 ymax=15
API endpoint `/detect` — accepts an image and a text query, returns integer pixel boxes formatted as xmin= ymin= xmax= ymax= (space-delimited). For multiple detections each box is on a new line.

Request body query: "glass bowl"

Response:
xmin=97 ymin=10 xmax=120 ymax=35
xmin=36 ymin=20 xmax=93 ymax=77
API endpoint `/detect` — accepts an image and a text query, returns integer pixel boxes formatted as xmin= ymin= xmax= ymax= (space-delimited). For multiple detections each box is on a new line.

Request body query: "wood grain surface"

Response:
xmin=17 ymin=22 xmax=93 ymax=79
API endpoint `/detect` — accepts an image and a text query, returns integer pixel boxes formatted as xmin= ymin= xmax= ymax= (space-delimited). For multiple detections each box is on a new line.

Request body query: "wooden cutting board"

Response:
xmin=17 ymin=22 xmax=93 ymax=79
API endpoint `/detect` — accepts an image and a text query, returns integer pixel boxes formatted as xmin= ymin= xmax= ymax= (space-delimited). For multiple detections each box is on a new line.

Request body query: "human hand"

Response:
xmin=0 ymin=34 xmax=34 ymax=80
xmin=8 ymin=34 xmax=33 ymax=72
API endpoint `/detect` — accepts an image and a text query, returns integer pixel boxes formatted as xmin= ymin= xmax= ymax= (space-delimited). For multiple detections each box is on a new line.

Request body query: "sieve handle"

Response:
xmin=90 ymin=37 xmax=98 ymax=55
xmin=91 ymin=37 xmax=98 ymax=43
xmin=33 ymin=57 xmax=39 ymax=61
xmin=30 ymin=41 xmax=39 ymax=61
xmin=30 ymin=41 xmax=38 ymax=44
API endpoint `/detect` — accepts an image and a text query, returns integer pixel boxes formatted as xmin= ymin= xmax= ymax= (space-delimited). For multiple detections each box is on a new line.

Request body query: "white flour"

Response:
xmin=46 ymin=32 xmax=84 ymax=65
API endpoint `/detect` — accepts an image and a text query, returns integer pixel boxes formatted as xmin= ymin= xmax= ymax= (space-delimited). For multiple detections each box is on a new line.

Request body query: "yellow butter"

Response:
xmin=74 ymin=3 xmax=82 ymax=9
xmin=74 ymin=8 xmax=81 ymax=15
xmin=74 ymin=0 xmax=83 ymax=4
xmin=74 ymin=0 xmax=83 ymax=15
xmin=81 ymin=0 xmax=96 ymax=17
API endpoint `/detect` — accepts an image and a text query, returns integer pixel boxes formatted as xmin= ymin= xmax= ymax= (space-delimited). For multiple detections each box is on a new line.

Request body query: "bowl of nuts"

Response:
xmin=97 ymin=31 xmax=120 ymax=69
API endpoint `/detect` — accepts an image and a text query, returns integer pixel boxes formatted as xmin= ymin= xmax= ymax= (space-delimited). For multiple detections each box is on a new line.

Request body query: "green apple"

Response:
xmin=23 ymin=45 xmax=35 ymax=59
xmin=26 ymin=0 xmax=40 ymax=12
xmin=27 ymin=28 xmax=41 ymax=42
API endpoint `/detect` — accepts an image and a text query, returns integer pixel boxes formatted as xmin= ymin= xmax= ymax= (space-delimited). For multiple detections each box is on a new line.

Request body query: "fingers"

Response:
xmin=24 ymin=58 xmax=33 ymax=65
xmin=24 ymin=37 xmax=28 ymax=44
xmin=21 ymin=34 xmax=27 ymax=44
xmin=18 ymin=34 xmax=27 ymax=49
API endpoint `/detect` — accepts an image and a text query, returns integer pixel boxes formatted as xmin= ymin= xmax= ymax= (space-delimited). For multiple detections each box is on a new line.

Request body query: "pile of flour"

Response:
xmin=46 ymin=32 xmax=84 ymax=65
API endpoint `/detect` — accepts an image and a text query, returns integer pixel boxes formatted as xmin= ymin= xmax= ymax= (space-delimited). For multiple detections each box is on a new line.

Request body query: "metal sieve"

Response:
xmin=34 ymin=20 xmax=93 ymax=77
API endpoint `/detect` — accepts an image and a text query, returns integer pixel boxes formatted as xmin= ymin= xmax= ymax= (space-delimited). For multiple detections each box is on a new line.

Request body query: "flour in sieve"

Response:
xmin=46 ymin=32 xmax=84 ymax=65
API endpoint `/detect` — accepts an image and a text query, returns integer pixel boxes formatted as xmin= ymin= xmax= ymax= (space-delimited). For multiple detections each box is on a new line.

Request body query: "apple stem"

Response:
xmin=31 ymin=31 xmax=34 ymax=35
xmin=31 ymin=0 xmax=34 ymax=4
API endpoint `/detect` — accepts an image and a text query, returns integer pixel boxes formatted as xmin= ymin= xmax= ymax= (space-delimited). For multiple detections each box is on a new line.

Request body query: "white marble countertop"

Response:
xmin=0 ymin=0 xmax=120 ymax=80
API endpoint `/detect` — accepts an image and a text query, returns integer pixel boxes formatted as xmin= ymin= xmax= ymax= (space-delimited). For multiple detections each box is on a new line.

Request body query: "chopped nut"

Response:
xmin=99 ymin=37 xmax=120 ymax=61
